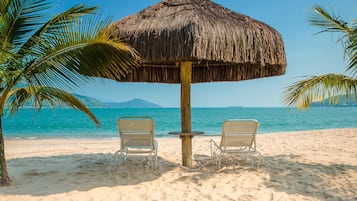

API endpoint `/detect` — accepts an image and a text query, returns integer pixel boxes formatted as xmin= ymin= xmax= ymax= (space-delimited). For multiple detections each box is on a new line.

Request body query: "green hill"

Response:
xmin=106 ymin=98 xmax=162 ymax=108
xmin=73 ymin=94 xmax=109 ymax=108
xmin=6 ymin=94 xmax=162 ymax=108
xmin=311 ymin=95 xmax=357 ymax=107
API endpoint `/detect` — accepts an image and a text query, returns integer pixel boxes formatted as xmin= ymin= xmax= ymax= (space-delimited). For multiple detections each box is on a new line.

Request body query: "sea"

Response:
xmin=2 ymin=107 xmax=357 ymax=139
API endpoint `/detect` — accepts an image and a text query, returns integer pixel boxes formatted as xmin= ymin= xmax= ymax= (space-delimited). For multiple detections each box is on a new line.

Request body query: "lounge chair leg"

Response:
xmin=154 ymin=155 xmax=158 ymax=169
xmin=113 ymin=149 xmax=126 ymax=170
xmin=256 ymin=154 xmax=262 ymax=169
xmin=113 ymin=155 xmax=117 ymax=168
xmin=217 ymin=155 xmax=222 ymax=169
xmin=152 ymin=156 xmax=158 ymax=170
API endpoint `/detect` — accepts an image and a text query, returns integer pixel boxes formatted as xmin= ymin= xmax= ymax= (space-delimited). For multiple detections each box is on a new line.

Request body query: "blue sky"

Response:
xmin=57 ymin=0 xmax=356 ymax=107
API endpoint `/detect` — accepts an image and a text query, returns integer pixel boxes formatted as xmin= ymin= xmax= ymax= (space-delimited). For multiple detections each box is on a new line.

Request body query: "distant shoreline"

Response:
xmin=4 ymin=127 xmax=357 ymax=140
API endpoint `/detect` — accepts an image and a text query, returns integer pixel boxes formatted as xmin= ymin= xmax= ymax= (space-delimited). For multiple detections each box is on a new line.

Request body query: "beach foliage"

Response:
xmin=284 ymin=6 xmax=357 ymax=108
xmin=0 ymin=0 xmax=138 ymax=185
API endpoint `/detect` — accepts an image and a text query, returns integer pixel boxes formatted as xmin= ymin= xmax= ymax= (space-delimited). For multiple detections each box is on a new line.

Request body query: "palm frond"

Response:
xmin=18 ymin=3 xmax=98 ymax=56
xmin=0 ymin=48 xmax=15 ymax=64
xmin=284 ymin=74 xmax=357 ymax=109
xmin=309 ymin=6 xmax=353 ymax=58
xmin=310 ymin=6 xmax=352 ymax=35
xmin=1 ymin=0 xmax=49 ymax=49
xmin=6 ymin=86 xmax=100 ymax=126
xmin=74 ymin=32 xmax=139 ymax=79
xmin=23 ymin=16 xmax=138 ymax=90
xmin=347 ymin=31 xmax=357 ymax=73
xmin=0 ymin=0 xmax=12 ymax=39
xmin=0 ymin=0 xmax=12 ymax=18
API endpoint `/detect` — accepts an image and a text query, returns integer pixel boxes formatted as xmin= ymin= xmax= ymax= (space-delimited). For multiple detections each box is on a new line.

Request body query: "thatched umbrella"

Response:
xmin=109 ymin=0 xmax=287 ymax=167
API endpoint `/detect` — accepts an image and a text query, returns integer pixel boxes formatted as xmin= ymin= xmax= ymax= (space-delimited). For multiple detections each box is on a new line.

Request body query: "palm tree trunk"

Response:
xmin=0 ymin=116 xmax=10 ymax=186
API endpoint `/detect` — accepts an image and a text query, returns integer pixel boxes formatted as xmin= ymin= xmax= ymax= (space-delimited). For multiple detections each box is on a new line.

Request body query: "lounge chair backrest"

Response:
xmin=118 ymin=116 xmax=154 ymax=148
xmin=210 ymin=119 xmax=261 ymax=169
xmin=221 ymin=119 xmax=259 ymax=150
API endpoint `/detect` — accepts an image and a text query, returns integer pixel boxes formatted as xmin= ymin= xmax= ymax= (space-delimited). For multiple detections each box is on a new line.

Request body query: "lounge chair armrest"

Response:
xmin=210 ymin=139 xmax=219 ymax=148
xmin=210 ymin=139 xmax=221 ymax=157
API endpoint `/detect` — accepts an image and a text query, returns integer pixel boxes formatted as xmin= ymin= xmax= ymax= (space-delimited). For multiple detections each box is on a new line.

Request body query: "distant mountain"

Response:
xmin=73 ymin=94 xmax=109 ymax=108
xmin=10 ymin=94 xmax=109 ymax=108
xmin=8 ymin=94 xmax=161 ymax=108
xmin=311 ymin=95 xmax=357 ymax=107
xmin=106 ymin=98 xmax=162 ymax=108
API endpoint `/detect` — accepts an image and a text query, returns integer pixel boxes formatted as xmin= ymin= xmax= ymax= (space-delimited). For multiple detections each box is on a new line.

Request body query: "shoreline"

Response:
xmin=4 ymin=127 xmax=357 ymax=140
xmin=1 ymin=128 xmax=357 ymax=201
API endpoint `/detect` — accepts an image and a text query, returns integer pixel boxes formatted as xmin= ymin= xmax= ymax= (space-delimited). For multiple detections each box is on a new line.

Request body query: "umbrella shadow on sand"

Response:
xmin=183 ymin=154 xmax=357 ymax=201
xmin=3 ymin=153 xmax=178 ymax=196
xmin=3 ymin=153 xmax=355 ymax=200
xmin=261 ymin=155 xmax=357 ymax=201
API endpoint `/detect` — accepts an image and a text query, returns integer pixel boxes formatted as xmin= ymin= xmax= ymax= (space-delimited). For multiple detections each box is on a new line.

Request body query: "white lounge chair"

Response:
xmin=210 ymin=119 xmax=261 ymax=169
xmin=114 ymin=116 xmax=158 ymax=169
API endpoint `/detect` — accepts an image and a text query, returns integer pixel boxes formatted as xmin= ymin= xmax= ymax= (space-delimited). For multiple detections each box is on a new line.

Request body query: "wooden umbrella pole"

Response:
xmin=180 ymin=61 xmax=192 ymax=167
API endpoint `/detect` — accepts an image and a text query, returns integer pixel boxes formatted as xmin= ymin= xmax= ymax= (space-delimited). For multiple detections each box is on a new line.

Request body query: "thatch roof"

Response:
xmin=110 ymin=0 xmax=287 ymax=83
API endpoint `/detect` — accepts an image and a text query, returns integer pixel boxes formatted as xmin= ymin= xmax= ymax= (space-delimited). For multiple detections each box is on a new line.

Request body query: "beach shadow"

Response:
xmin=169 ymin=154 xmax=264 ymax=183
xmin=4 ymin=153 xmax=355 ymax=200
xmin=2 ymin=153 xmax=178 ymax=196
xmin=261 ymin=155 xmax=357 ymax=201
xmin=187 ymin=154 xmax=357 ymax=201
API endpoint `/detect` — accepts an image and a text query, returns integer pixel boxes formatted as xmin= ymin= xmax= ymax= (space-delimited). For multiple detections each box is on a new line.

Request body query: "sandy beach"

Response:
xmin=0 ymin=128 xmax=356 ymax=201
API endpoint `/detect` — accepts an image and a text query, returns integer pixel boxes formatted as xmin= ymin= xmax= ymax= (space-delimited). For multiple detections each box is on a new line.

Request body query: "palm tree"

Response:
xmin=0 ymin=0 xmax=138 ymax=185
xmin=284 ymin=6 xmax=357 ymax=108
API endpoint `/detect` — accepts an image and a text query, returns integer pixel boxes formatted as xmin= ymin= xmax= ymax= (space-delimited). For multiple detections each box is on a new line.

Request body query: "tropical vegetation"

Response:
xmin=284 ymin=6 xmax=357 ymax=108
xmin=0 ymin=0 xmax=138 ymax=185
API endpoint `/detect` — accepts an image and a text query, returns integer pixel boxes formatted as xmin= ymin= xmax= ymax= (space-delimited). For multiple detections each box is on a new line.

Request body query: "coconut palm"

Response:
xmin=0 ymin=0 xmax=138 ymax=185
xmin=284 ymin=6 xmax=357 ymax=108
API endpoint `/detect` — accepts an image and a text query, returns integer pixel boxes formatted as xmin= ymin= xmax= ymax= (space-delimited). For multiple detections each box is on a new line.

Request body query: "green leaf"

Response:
xmin=1 ymin=0 xmax=50 ymax=48
xmin=18 ymin=3 xmax=98 ymax=56
xmin=6 ymin=86 xmax=100 ymax=126
xmin=284 ymin=74 xmax=357 ymax=109
xmin=22 ymin=16 xmax=138 ymax=91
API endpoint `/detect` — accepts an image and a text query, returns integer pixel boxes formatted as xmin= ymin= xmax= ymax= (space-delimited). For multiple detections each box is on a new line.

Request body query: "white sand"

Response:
xmin=0 ymin=128 xmax=356 ymax=201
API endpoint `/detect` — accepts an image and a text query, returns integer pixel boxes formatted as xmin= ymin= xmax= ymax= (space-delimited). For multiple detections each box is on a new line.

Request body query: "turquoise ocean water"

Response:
xmin=3 ymin=107 xmax=357 ymax=139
